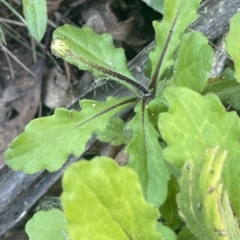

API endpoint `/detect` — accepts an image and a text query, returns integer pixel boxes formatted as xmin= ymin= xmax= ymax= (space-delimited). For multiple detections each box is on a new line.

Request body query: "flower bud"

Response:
xmin=51 ymin=38 xmax=71 ymax=58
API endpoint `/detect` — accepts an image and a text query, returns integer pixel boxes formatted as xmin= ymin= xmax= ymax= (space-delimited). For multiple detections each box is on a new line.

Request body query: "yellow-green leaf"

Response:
xmin=158 ymin=86 xmax=240 ymax=217
xmin=23 ymin=0 xmax=47 ymax=41
xmin=177 ymin=147 xmax=227 ymax=240
xmin=61 ymin=157 xmax=162 ymax=240
xmin=25 ymin=209 xmax=67 ymax=240
xmin=5 ymin=97 xmax=137 ymax=173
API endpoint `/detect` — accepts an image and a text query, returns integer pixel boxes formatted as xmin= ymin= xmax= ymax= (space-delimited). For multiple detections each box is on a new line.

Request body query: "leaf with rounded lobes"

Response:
xmin=52 ymin=25 xmax=132 ymax=78
xmin=61 ymin=157 xmax=163 ymax=240
xmin=5 ymin=96 xmax=137 ymax=174
xmin=150 ymin=0 xmax=201 ymax=85
xmin=172 ymin=32 xmax=213 ymax=92
xmin=25 ymin=209 xmax=67 ymax=240
xmin=23 ymin=0 xmax=47 ymax=41
xmin=158 ymin=86 xmax=240 ymax=217
xmin=226 ymin=12 xmax=240 ymax=83
xmin=177 ymin=147 xmax=228 ymax=240
xmin=126 ymin=101 xmax=170 ymax=208
xmin=51 ymin=25 xmax=149 ymax=96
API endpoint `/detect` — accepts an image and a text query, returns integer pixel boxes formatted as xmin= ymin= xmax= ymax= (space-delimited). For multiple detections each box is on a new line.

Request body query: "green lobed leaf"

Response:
xmin=158 ymin=86 xmax=240 ymax=217
xmin=51 ymin=25 xmax=149 ymax=96
xmin=5 ymin=96 xmax=137 ymax=173
xmin=61 ymin=157 xmax=162 ymax=240
xmin=25 ymin=209 xmax=67 ymax=240
xmin=225 ymin=12 xmax=240 ymax=83
xmin=126 ymin=101 xmax=170 ymax=208
xmin=150 ymin=0 xmax=201 ymax=85
xmin=177 ymin=147 xmax=227 ymax=240
xmin=95 ymin=118 xmax=129 ymax=146
xmin=52 ymin=25 xmax=132 ymax=78
xmin=142 ymin=0 xmax=164 ymax=14
xmin=23 ymin=0 xmax=47 ymax=41
xmin=172 ymin=32 xmax=213 ymax=92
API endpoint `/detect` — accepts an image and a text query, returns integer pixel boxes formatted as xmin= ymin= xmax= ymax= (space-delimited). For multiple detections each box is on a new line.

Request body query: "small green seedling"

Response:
xmin=4 ymin=0 xmax=240 ymax=239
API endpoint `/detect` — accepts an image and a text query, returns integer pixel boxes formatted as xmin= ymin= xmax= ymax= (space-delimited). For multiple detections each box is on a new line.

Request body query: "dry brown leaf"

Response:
xmin=82 ymin=0 xmax=118 ymax=33
xmin=0 ymin=59 xmax=44 ymax=168
xmin=81 ymin=0 xmax=148 ymax=46
xmin=42 ymin=66 xmax=77 ymax=108
xmin=107 ymin=17 xmax=148 ymax=46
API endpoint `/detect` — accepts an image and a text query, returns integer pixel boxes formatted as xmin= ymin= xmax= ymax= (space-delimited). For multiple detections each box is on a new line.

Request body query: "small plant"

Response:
xmin=23 ymin=0 xmax=47 ymax=41
xmin=4 ymin=0 xmax=240 ymax=239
